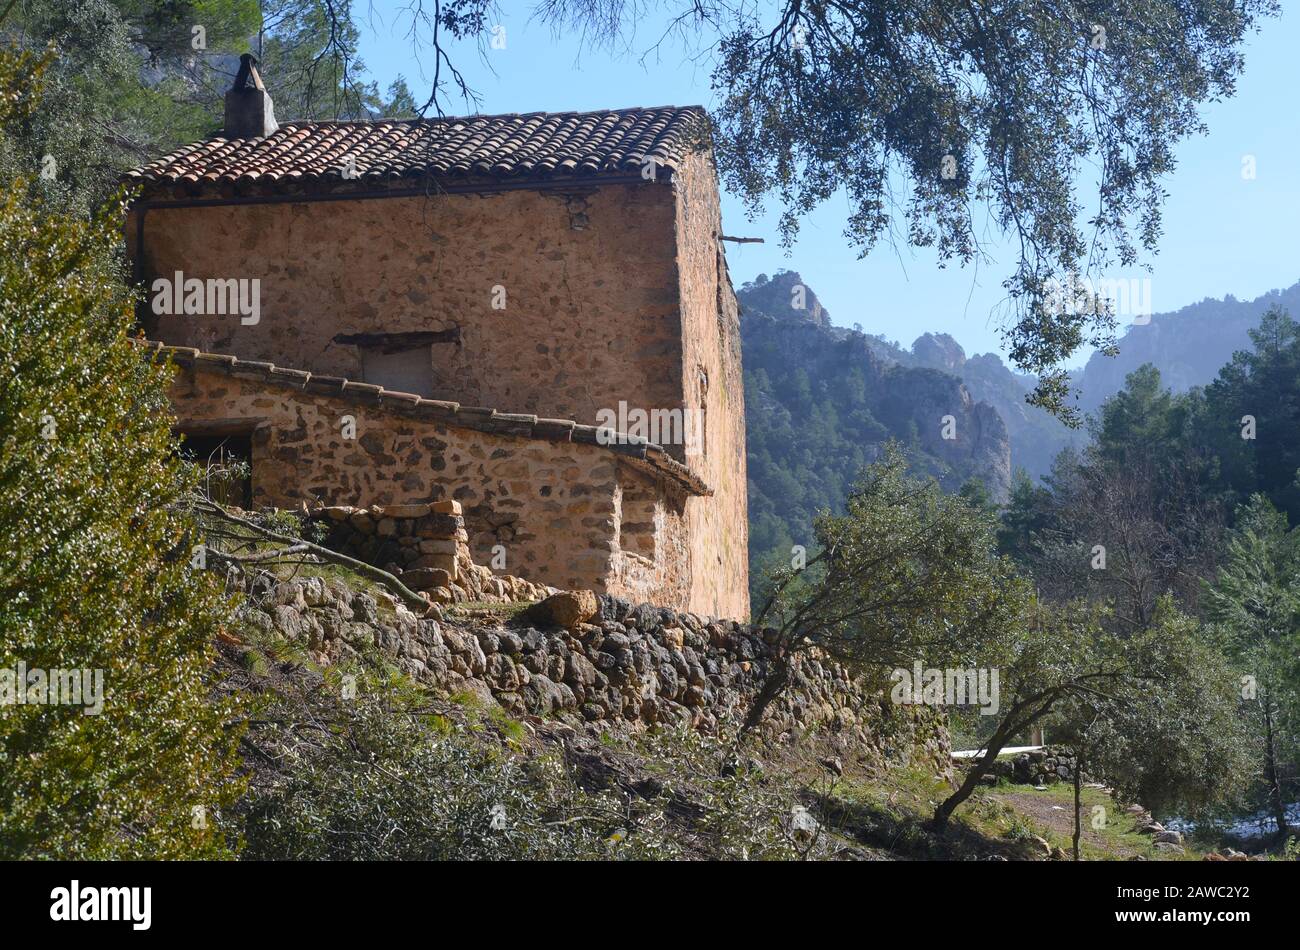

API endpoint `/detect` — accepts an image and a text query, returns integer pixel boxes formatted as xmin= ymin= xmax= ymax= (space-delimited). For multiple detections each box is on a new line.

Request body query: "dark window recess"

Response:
xmin=180 ymin=432 xmax=253 ymax=509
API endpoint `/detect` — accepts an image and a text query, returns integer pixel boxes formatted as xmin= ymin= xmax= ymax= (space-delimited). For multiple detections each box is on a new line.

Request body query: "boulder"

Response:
xmin=272 ymin=605 xmax=304 ymax=640
xmin=660 ymin=626 xmax=686 ymax=650
xmin=532 ymin=590 xmax=599 ymax=629
xmin=301 ymin=576 xmax=329 ymax=606
xmin=523 ymin=675 xmax=569 ymax=715
xmin=564 ymin=652 xmax=598 ymax=689
xmin=272 ymin=581 xmax=306 ymax=611
xmin=350 ymin=592 xmax=379 ymax=623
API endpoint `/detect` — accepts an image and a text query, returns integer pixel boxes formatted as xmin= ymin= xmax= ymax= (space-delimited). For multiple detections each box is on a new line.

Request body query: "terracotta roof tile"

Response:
xmin=125 ymin=106 xmax=709 ymax=198
xmin=139 ymin=340 xmax=710 ymax=496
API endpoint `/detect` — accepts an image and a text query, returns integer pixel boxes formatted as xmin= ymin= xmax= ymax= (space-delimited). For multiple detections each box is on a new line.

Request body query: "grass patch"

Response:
xmin=985 ymin=782 xmax=1205 ymax=861
xmin=487 ymin=707 xmax=527 ymax=747
xmin=447 ymin=689 xmax=486 ymax=710
xmin=825 ymin=765 xmax=1041 ymax=860
xmin=447 ymin=600 xmax=536 ymax=621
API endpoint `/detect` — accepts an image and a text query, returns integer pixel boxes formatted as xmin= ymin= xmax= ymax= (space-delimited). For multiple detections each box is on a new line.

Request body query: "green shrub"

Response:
xmin=0 ymin=47 xmax=242 ymax=858
xmin=239 ymin=691 xmax=628 ymax=861
xmin=238 ymin=666 xmax=820 ymax=861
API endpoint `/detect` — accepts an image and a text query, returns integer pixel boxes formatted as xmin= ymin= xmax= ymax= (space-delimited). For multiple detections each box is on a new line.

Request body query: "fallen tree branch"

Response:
xmin=193 ymin=498 xmax=432 ymax=614
xmin=207 ymin=543 xmax=313 ymax=564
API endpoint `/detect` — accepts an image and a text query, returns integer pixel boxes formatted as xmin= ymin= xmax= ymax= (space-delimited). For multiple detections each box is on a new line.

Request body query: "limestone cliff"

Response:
xmin=743 ymin=313 xmax=1011 ymax=498
xmin=739 ymin=275 xmax=1011 ymax=599
xmin=905 ymin=333 xmax=1081 ymax=481
xmin=735 ymin=269 xmax=835 ymax=329
xmin=739 ymin=273 xmax=1083 ymax=483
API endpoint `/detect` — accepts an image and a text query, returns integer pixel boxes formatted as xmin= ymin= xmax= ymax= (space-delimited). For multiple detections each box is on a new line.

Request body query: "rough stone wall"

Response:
xmin=977 ymin=747 xmax=1082 ymax=786
xmin=133 ymin=168 xmax=749 ymax=618
xmin=171 ymin=366 xmax=702 ymax=607
xmin=308 ymin=499 xmax=697 ymax=613
xmin=308 ymin=501 xmax=477 ymax=595
xmin=132 ymin=184 xmax=683 ymax=426
xmin=233 ymin=569 xmax=952 ymax=775
xmin=672 ymin=152 xmax=749 ymax=619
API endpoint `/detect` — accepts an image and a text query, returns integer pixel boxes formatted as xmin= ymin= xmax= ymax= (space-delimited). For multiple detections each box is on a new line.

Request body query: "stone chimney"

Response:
xmin=224 ymin=53 xmax=278 ymax=139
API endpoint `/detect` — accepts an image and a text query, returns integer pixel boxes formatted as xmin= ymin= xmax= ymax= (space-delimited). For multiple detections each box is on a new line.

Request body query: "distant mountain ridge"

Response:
xmin=743 ymin=270 xmax=1300 ymax=484
xmin=738 ymin=270 xmax=1080 ymax=481
xmin=1069 ymin=280 xmax=1300 ymax=413
xmin=737 ymin=268 xmax=1300 ymax=598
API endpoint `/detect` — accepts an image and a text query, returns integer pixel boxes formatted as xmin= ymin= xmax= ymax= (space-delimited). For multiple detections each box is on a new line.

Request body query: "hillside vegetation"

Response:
xmin=215 ymin=559 xmax=1211 ymax=861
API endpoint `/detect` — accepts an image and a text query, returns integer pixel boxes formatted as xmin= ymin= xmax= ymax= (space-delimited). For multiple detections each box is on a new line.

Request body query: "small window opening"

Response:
xmin=359 ymin=345 xmax=434 ymax=397
xmin=334 ymin=329 xmax=461 ymax=399
xmin=180 ymin=431 xmax=252 ymax=509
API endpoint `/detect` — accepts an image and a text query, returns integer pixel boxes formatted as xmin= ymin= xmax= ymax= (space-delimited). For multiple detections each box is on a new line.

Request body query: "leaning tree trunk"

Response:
xmin=1072 ymin=754 xmax=1083 ymax=861
xmin=1262 ymin=692 xmax=1289 ymax=839
xmin=933 ymin=742 xmax=1002 ymax=832
xmin=934 ymin=696 xmax=1058 ymax=833
xmin=740 ymin=653 xmax=791 ymax=737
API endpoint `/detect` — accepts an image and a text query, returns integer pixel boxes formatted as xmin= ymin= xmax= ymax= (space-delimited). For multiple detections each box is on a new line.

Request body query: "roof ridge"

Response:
xmin=276 ymin=105 xmax=704 ymax=127
xmin=124 ymin=104 xmax=712 ymax=197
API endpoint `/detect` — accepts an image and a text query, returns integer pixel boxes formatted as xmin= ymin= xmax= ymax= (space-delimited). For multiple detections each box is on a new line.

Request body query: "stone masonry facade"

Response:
xmin=127 ymin=104 xmax=749 ymax=618
xmin=156 ymin=342 xmax=707 ymax=608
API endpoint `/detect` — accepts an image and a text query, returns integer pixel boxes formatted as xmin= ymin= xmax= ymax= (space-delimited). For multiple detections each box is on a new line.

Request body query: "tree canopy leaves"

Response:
xmin=536 ymin=0 xmax=1279 ymax=416
xmin=0 ymin=47 xmax=243 ymax=858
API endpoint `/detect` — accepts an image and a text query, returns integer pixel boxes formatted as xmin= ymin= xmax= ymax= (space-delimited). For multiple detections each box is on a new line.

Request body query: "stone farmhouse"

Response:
xmin=125 ymin=56 xmax=749 ymax=619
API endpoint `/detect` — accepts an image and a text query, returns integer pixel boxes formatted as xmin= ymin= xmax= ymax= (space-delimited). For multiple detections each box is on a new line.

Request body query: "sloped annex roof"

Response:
xmin=124 ymin=106 xmax=709 ymax=199
xmin=142 ymin=340 xmax=711 ymax=497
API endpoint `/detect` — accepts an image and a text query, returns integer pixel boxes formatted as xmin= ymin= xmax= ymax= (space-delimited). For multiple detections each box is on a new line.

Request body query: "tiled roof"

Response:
xmin=141 ymin=340 xmax=710 ymax=496
xmin=125 ymin=106 xmax=709 ymax=198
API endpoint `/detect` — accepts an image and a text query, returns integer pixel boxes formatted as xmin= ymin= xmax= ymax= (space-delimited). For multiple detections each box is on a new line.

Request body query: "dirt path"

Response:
xmin=996 ymin=790 xmax=1143 ymax=858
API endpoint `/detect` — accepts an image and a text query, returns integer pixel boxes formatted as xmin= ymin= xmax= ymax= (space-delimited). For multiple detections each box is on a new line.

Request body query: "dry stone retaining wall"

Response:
xmin=973 ymin=747 xmax=1082 ymax=786
xmin=232 ymin=569 xmax=951 ymax=775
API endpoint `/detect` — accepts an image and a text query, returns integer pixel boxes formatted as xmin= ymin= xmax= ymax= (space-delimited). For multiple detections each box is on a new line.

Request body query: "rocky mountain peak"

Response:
xmin=912 ymin=332 xmax=967 ymax=371
xmin=737 ymin=270 xmax=831 ymax=328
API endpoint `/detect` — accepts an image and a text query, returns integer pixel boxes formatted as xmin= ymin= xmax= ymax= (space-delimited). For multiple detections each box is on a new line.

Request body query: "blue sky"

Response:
xmin=355 ymin=3 xmax=1300 ymax=367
